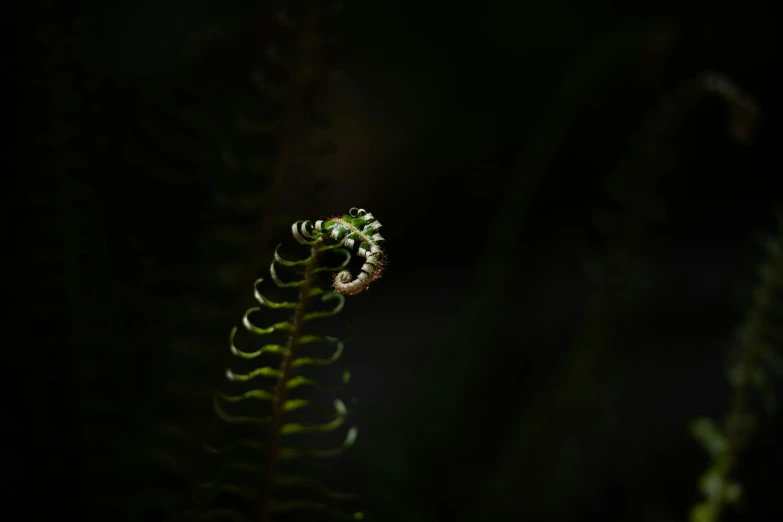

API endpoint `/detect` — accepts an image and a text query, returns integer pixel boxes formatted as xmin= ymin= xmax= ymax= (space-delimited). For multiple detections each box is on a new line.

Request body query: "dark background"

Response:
xmin=14 ymin=0 xmax=781 ymax=521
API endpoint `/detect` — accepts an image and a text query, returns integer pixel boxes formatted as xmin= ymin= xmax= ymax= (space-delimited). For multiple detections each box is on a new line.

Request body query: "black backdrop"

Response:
xmin=12 ymin=1 xmax=781 ymax=521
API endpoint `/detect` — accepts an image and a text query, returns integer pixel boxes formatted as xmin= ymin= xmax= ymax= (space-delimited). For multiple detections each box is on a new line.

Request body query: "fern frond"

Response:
xmin=689 ymin=215 xmax=782 ymax=522
xmin=596 ymin=71 xmax=759 ymax=239
xmin=464 ymin=70 xmax=760 ymax=522
xmin=199 ymin=208 xmax=383 ymax=522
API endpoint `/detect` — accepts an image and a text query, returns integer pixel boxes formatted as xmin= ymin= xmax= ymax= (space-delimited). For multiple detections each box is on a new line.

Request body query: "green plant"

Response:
xmin=129 ymin=7 xmax=346 ymax=517
xmin=454 ymin=70 xmax=761 ymax=522
xmin=193 ymin=207 xmax=385 ymax=522
xmin=689 ymin=215 xmax=783 ymax=522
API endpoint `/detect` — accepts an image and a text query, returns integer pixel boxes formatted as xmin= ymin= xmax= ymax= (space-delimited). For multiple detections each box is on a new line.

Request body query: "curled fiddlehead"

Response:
xmin=196 ymin=208 xmax=384 ymax=522
xmin=309 ymin=208 xmax=385 ymax=295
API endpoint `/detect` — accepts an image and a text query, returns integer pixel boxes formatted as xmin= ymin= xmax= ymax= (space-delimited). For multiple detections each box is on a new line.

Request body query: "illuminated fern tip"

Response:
xmin=312 ymin=207 xmax=385 ymax=295
xmin=208 ymin=207 xmax=381 ymax=521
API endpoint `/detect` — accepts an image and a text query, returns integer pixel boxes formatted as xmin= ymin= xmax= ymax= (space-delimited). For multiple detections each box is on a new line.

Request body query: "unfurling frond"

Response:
xmin=199 ymin=208 xmax=385 ymax=522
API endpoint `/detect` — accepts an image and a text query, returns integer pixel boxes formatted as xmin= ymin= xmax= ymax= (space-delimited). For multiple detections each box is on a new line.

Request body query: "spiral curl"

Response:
xmin=313 ymin=208 xmax=385 ymax=295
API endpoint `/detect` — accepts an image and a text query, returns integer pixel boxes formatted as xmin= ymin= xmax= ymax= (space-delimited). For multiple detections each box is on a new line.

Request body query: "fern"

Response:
xmin=689 ymin=214 xmax=783 ymax=522
xmin=124 ymin=7 xmax=346 ymax=516
xmin=194 ymin=208 xmax=384 ymax=522
xmin=460 ymin=70 xmax=760 ymax=522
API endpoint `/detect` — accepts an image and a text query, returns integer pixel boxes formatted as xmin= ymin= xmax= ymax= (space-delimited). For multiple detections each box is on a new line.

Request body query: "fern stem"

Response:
xmin=261 ymin=242 xmax=321 ymax=522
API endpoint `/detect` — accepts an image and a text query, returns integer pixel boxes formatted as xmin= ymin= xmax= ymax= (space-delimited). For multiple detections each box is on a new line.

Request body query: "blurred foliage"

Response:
xmin=689 ymin=218 xmax=782 ymax=522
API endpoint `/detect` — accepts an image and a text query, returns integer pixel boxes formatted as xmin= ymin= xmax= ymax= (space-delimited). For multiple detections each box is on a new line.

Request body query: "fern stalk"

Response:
xmin=261 ymin=242 xmax=320 ymax=522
